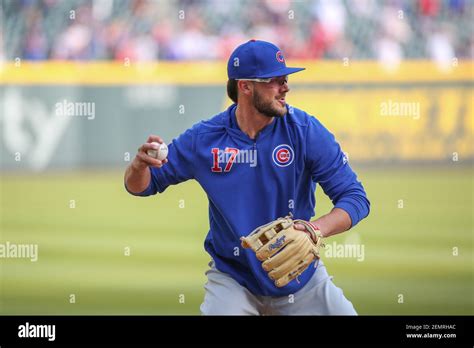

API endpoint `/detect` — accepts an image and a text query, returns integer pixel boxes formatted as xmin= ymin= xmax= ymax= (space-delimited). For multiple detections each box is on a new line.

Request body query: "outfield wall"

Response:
xmin=0 ymin=61 xmax=472 ymax=171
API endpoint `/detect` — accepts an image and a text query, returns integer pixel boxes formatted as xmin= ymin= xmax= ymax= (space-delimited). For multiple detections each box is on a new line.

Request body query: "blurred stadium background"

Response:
xmin=0 ymin=0 xmax=472 ymax=315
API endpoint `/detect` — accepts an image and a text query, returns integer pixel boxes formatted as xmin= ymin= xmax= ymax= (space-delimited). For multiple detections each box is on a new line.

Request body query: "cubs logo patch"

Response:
xmin=276 ymin=51 xmax=285 ymax=63
xmin=272 ymin=144 xmax=294 ymax=167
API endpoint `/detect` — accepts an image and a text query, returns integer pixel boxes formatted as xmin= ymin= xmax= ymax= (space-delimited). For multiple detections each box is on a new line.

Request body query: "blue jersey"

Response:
xmin=126 ymin=104 xmax=370 ymax=296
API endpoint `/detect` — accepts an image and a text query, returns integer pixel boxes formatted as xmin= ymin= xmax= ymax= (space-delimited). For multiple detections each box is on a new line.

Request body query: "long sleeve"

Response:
xmin=126 ymin=126 xmax=196 ymax=196
xmin=305 ymin=116 xmax=370 ymax=227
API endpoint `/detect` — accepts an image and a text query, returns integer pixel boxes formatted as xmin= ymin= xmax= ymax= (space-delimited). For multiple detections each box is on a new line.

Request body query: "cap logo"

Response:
xmin=276 ymin=51 xmax=285 ymax=63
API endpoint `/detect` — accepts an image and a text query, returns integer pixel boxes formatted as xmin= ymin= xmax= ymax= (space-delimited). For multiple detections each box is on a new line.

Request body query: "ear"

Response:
xmin=237 ymin=80 xmax=254 ymax=97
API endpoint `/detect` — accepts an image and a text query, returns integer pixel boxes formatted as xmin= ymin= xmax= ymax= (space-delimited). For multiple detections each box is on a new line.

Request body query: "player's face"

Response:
xmin=252 ymin=76 xmax=290 ymax=118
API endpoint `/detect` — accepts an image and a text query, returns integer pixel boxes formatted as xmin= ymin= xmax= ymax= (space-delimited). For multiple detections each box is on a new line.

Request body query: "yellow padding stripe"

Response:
xmin=0 ymin=60 xmax=472 ymax=85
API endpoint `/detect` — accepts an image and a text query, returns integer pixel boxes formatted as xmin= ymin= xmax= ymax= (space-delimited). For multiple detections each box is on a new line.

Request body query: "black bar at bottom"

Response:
xmin=0 ymin=315 xmax=472 ymax=346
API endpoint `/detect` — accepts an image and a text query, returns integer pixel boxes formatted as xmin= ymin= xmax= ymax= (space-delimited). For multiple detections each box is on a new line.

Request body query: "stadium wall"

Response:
xmin=1 ymin=61 xmax=472 ymax=171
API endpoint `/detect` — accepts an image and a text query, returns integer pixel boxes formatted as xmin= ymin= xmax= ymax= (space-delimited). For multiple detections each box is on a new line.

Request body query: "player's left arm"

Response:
xmin=296 ymin=207 xmax=351 ymax=238
xmin=300 ymin=116 xmax=370 ymax=238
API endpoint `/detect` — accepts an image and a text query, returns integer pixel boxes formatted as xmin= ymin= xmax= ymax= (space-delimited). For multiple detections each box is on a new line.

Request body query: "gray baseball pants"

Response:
xmin=200 ymin=260 xmax=357 ymax=315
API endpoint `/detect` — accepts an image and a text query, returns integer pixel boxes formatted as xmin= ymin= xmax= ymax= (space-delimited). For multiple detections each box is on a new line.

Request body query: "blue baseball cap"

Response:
xmin=227 ymin=40 xmax=305 ymax=79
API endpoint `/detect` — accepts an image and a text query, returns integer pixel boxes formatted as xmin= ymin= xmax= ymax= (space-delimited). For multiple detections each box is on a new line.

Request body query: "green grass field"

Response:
xmin=1 ymin=166 xmax=472 ymax=315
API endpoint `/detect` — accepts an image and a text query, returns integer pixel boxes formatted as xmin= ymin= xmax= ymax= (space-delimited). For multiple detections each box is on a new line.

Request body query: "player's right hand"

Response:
xmin=133 ymin=135 xmax=168 ymax=169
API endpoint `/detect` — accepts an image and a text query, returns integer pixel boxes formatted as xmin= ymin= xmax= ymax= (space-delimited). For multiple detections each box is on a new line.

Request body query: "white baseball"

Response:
xmin=147 ymin=142 xmax=168 ymax=161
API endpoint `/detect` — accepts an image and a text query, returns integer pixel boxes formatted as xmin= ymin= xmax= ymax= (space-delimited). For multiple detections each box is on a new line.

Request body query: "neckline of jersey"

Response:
xmin=227 ymin=103 xmax=277 ymax=144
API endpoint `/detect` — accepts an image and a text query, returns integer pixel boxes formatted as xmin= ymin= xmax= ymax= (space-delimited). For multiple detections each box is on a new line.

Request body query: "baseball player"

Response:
xmin=124 ymin=40 xmax=370 ymax=315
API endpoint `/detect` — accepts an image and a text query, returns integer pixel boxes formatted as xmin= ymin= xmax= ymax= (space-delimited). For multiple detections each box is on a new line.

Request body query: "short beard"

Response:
xmin=252 ymin=88 xmax=287 ymax=118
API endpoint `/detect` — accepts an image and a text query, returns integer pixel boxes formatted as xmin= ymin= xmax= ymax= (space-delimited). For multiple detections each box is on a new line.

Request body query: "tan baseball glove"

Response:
xmin=241 ymin=215 xmax=324 ymax=288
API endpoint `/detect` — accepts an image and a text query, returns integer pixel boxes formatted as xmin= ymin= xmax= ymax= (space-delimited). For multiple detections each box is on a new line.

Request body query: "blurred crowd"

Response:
xmin=2 ymin=0 xmax=473 ymax=64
